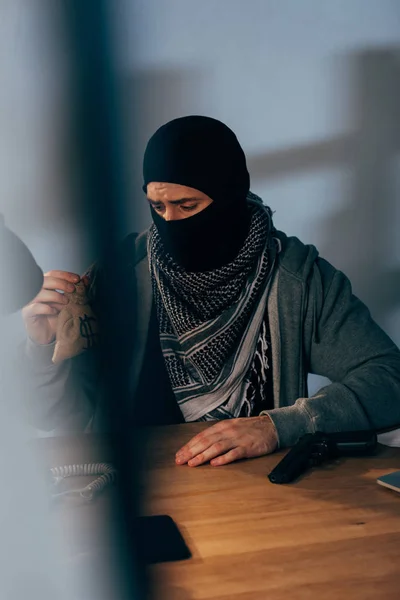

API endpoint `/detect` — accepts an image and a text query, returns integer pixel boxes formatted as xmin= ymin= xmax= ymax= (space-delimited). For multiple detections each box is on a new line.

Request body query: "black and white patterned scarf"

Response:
xmin=147 ymin=193 xmax=276 ymax=422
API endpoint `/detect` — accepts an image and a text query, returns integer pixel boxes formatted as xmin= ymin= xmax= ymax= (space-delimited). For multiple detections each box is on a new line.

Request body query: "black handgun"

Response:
xmin=268 ymin=429 xmax=377 ymax=484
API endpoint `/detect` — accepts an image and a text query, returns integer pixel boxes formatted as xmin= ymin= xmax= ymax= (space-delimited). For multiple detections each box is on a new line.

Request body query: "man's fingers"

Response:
xmin=44 ymin=270 xmax=80 ymax=283
xmin=210 ymin=447 xmax=246 ymax=466
xmin=31 ymin=290 xmax=68 ymax=306
xmin=176 ymin=431 xmax=223 ymax=464
xmin=177 ymin=430 xmax=208 ymax=453
xmin=175 ymin=417 xmax=277 ymax=469
xmin=42 ymin=276 xmax=77 ymax=293
xmin=48 ymin=302 xmax=68 ymax=311
xmin=187 ymin=440 xmax=235 ymax=467
xmin=23 ymin=296 xmax=66 ymax=318
xmin=176 ymin=433 xmax=206 ymax=457
xmin=23 ymin=303 xmax=58 ymax=318
xmin=176 ymin=421 xmax=228 ymax=455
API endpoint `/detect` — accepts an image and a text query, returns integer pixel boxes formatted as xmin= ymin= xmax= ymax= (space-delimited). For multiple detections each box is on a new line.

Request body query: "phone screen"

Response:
xmin=135 ymin=515 xmax=191 ymax=564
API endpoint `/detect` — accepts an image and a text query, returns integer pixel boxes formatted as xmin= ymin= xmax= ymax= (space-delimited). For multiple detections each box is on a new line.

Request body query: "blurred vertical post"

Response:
xmin=62 ymin=1 xmax=147 ymax=598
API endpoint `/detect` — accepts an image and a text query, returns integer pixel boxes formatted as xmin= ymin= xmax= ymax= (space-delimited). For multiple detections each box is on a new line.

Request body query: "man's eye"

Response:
xmin=153 ymin=205 xmax=164 ymax=212
xmin=181 ymin=205 xmax=197 ymax=212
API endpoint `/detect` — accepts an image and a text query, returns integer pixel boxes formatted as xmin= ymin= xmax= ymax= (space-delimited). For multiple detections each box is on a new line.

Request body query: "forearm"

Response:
xmin=263 ymin=383 xmax=370 ymax=448
xmin=263 ymin=352 xmax=400 ymax=448
xmin=19 ymin=339 xmax=96 ymax=432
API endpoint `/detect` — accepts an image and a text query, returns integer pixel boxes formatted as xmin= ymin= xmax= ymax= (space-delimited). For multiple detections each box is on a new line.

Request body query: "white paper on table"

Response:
xmin=378 ymin=428 xmax=400 ymax=448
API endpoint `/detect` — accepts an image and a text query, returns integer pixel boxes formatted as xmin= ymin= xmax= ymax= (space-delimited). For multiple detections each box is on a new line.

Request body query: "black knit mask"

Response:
xmin=143 ymin=116 xmax=251 ymax=272
xmin=151 ymin=200 xmax=249 ymax=272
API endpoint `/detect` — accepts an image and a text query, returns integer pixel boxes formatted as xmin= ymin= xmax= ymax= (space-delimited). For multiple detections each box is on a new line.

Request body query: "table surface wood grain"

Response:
xmin=35 ymin=423 xmax=400 ymax=600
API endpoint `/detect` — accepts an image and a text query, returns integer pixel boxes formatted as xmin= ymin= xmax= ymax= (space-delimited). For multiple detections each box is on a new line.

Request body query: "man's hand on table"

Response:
xmin=175 ymin=415 xmax=278 ymax=467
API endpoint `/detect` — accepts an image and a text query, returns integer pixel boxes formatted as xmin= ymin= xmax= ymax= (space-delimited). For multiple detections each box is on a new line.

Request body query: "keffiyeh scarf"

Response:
xmin=147 ymin=193 xmax=276 ymax=422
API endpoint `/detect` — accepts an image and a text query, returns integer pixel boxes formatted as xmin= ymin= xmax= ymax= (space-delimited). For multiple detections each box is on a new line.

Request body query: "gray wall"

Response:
xmin=1 ymin=0 xmax=400 ymax=380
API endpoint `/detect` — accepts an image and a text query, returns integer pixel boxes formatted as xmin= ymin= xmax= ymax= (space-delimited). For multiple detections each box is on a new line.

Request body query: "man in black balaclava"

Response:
xmin=143 ymin=115 xmax=252 ymax=272
xmin=21 ymin=115 xmax=400 ymax=472
xmin=141 ymin=115 xmax=280 ymax=463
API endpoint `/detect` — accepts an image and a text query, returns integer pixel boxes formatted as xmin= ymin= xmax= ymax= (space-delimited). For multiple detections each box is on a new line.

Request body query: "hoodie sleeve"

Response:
xmin=19 ymin=338 xmax=98 ymax=433
xmin=264 ymin=258 xmax=400 ymax=448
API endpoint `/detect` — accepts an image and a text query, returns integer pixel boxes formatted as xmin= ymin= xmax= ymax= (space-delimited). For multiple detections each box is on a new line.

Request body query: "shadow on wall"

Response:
xmin=248 ymin=48 xmax=400 ymax=333
xmin=122 ymin=67 xmax=208 ymax=233
xmin=247 ymin=48 xmax=400 ymax=409
xmin=319 ymin=49 xmax=400 ymax=330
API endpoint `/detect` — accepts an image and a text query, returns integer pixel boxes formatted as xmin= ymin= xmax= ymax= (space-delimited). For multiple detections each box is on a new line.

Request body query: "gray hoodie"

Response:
xmin=22 ymin=230 xmax=400 ymax=447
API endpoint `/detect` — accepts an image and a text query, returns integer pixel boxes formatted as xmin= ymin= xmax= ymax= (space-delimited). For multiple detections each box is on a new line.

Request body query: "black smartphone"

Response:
xmin=135 ymin=515 xmax=191 ymax=564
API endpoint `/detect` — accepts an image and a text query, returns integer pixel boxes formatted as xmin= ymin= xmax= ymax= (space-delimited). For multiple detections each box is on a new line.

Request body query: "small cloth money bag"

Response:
xmin=52 ymin=280 xmax=98 ymax=364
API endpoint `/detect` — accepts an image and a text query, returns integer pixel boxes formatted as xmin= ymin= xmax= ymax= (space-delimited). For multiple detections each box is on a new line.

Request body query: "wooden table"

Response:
xmin=36 ymin=423 xmax=400 ymax=600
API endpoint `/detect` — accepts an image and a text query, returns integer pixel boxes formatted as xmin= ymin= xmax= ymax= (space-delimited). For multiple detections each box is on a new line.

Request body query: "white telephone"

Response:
xmin=50 ymin=463 xmax=117 ymax=501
